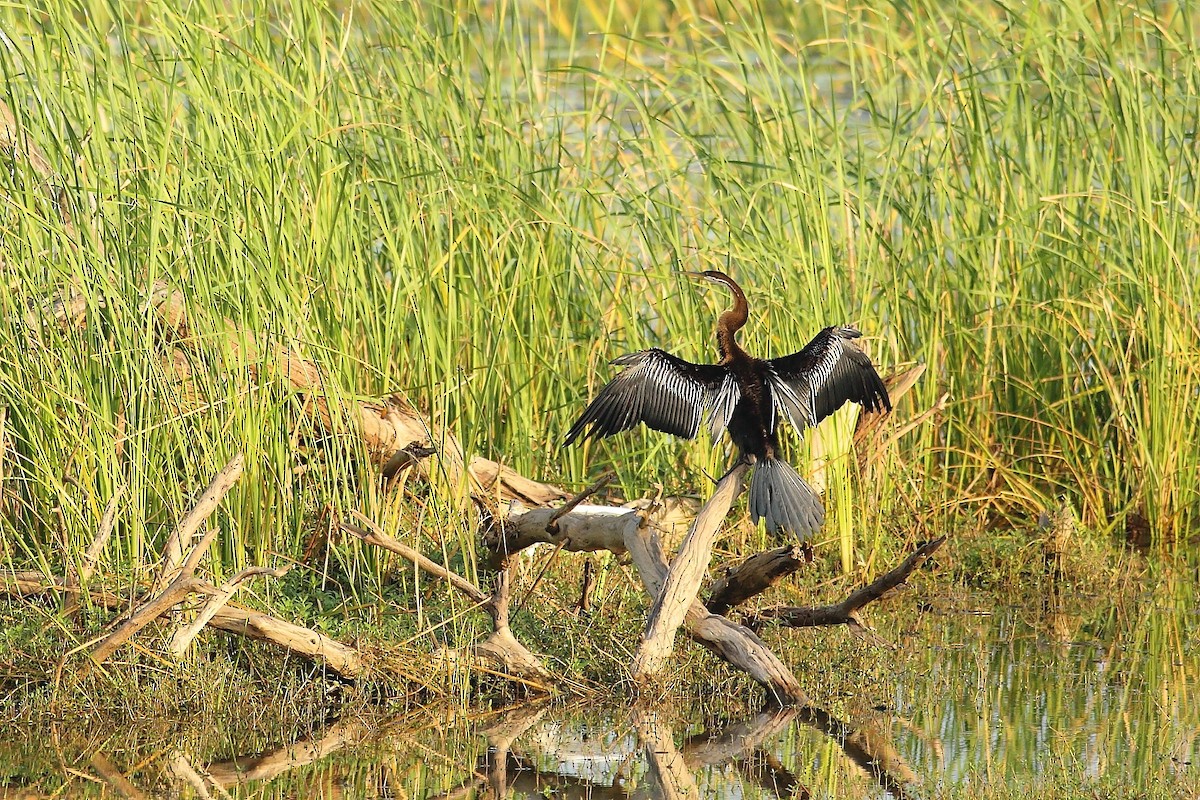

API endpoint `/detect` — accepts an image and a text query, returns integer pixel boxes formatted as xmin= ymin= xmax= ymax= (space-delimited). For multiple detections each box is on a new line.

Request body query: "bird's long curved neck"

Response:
xmin=714 ymin=279 xmax=749 ymax=362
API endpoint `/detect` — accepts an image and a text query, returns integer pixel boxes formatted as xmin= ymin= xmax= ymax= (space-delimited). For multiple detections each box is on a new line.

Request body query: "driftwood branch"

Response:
xmin=750 ymin=537 xmax=945 ymax=630
xmin=345 ymin=514 xmax=551 ymax=681
xmin=89 ymin=576 xmax=213 ymax=665
xmin=168 ymin=566 xmax=291 ymax=660
xmin=79 ymin=487 xmax=123 ymax=585
xmin=706 ymin=545 xmax=809 ymax=615
xmin=152 ymin=288 xmax=470 ymax=492
xmin=154 ymin=454 xmax=245 ymax=593
xmin=63 ymin=486 xmax=125 ymax=617
xmin=544 ymin=471 xmax=613 ymax=534
xmin=633 ymin=463 xmax=749 ymax=680
xmin=205 ymin=607 xmax=364 ymax=677
xmin=89 ymin=455 xmax=251 ymax=666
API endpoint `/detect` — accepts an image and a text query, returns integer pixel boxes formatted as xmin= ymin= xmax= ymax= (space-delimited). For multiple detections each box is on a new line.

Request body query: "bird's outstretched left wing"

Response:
xmin=766 ymin=326 xmax=891 ymax=433
xmin=563 ymin=348 xmax=731 ymax=445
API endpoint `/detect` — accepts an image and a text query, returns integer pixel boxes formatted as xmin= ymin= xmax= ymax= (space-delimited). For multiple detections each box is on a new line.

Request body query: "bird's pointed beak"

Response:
xmin=683 ymin=271 xmax=709 ymax=283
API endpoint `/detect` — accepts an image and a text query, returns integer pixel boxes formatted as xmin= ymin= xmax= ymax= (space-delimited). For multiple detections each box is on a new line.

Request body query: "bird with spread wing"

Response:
xmin=564 ymin=271 xmax=891 ymax=539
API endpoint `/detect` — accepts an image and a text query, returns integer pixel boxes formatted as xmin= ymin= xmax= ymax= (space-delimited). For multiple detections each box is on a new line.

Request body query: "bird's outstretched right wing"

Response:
xmin=563 ymin=348 xmax=732 ymax=445
xmin=766 ymin=326 xmax=891 ymax=434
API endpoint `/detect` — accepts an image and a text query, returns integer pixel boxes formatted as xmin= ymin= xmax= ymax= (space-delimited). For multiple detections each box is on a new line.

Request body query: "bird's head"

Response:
xmin=685 ymin=270 xmax=741 ymax=292
xmin=686 ymin=273 xmax=739 ymax=302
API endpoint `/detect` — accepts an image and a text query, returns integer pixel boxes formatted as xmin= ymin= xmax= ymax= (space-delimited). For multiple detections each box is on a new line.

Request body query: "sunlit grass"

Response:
xmin=0 ymin=0 xmax=1196 ymax=647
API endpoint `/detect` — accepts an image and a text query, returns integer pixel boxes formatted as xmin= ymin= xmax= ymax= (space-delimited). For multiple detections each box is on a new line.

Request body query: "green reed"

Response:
xmin=0 ymin=0 xmax=1196 ymax=632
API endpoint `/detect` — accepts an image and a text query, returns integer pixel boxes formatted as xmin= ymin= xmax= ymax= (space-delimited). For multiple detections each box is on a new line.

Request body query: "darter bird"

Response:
xmin=564 ymin=271 xmax=891 ymax=538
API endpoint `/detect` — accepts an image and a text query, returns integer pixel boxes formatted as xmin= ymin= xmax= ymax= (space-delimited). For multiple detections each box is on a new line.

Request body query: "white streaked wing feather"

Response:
xmin=705 ymin=373 xmax=741 ymax=440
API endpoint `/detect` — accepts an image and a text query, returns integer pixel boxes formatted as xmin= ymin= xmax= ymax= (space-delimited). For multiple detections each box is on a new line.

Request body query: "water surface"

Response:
xmin=5 ymin=586 xmax=1197 ymax=798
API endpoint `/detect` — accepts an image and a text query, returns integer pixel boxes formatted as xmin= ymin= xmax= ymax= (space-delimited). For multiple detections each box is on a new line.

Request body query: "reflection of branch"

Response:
xmin=749 ymin=538 xmax=945 ymax=635
xmin=635 ymin=711 xmax=699 ymax=800
xmin=681 ymin=710 xmax=805 ymax=799
xmin=797 ymin=706 xmax=919 ymax=799
xmin=89 ymin=751 xmax=149 ymax=799
xmin=204 ymin=719 xmax=366 ymax=787
xmin=430 ymin=703 xmax=632 ymax=800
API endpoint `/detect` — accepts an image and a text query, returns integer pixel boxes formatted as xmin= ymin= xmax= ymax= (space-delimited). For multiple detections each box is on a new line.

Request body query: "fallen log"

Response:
xmin=748 ymin=537 xmax=945 ymax=632
xmin=1 ymin=573 xmax=365 ymax=678
xmin=634 ymin=463 xmax=749 ymax=679
xmin=706 ymin=544 xmax=809 ymax=616
xmin=498 ymin=497 xmax=808 ymax=705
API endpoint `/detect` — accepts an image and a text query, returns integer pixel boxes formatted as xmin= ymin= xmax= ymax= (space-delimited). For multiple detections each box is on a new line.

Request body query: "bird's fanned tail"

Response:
xmin=749 ymin=457 xmax=825 ymax=539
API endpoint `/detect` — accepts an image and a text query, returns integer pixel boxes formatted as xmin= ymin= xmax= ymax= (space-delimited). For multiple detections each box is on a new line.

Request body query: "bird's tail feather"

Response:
xmin=749 ymin=457 xmax=825 ymax=539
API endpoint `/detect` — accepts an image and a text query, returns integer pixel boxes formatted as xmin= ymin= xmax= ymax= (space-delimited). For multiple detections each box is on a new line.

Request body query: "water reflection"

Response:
xmin=181 ymin=703 xmax=918 ymax=799
xmin=5 ymin=595 xmax=1198 ymax=797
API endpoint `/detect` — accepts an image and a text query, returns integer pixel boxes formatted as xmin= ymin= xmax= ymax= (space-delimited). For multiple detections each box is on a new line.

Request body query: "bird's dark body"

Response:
xmin=564 ymin=271 xmax=891 ymax=539
xmin=722 ymin=357 xmax=776 ymax=461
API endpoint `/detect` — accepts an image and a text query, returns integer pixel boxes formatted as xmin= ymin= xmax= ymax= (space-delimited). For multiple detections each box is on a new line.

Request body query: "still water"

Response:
xmin=5 ymin=585 xmax=1198 ymax=798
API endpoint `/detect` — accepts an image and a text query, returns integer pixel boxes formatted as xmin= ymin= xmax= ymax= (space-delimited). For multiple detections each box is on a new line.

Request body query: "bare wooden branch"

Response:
xmin=750 ymin=537 xmax=945 ymax=630
xmin=4 ymin=573 xmax=364 ymax=678
xmin=80 ymin=487 xmax=124 ymax=585
xmin=488 ymin=503 xmax=632 ymax=556
xmin=89 ymin=576 xmax=212 ymax=665
xmin=64 ymin=486 xmax=125 ymax=617
xmin=634 ymin=463 xmax=749 ymax=679
xmin=343 ymin=515 xmax=488 ymax=605
xmin=168 ymin=566 xmax=291 ymax=660
xmin=206 ymin=606 xmax=364 ymax=677
xmin=154 ymin=454 xmax=245 ymax=593
xmin=706 ymin=545 xmax=808 ymax=615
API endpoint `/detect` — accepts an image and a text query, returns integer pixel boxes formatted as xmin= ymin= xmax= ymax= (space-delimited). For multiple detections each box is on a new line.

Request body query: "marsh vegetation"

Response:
xmin=1 ymin=0 xmax=1198 ymax=796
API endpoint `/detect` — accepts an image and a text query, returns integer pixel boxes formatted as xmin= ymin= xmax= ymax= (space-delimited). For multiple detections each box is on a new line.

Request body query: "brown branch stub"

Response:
xmin=545 ymin=470 xmax=614 ymax=535
xmin=749 ymin=537 xmax=945 ymax=631
xmin=705 ymin=545 xmax=808 ymax=615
